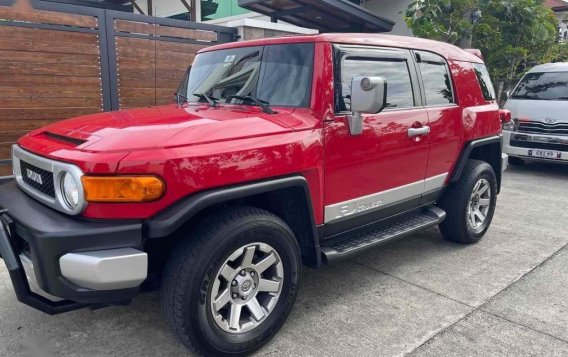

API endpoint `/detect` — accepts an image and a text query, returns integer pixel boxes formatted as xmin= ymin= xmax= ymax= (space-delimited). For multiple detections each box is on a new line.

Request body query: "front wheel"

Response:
xmin=438 ymin=160 xmax=498 ymax=244
xmin=161 ymin=206 xmax=301 ymax=356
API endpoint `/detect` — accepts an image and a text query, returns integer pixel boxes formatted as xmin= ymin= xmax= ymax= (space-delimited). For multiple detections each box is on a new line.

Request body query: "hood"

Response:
xmin=504 ymin=99 xmax=568 ymax=123
xmin=22 ymin=104 xmax=299 ymax=153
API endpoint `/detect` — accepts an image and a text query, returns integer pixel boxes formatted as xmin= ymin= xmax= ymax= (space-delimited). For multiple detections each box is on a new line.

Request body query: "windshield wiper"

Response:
xmin=192 ymin=93 xmax=218 ymax=108
xmin=226 ymin=95 xmax=275 ymax=114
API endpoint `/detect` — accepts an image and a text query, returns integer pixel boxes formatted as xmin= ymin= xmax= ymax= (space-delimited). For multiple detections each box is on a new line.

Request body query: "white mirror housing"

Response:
xmin=347 ymin=76 xmax=387 ymax=135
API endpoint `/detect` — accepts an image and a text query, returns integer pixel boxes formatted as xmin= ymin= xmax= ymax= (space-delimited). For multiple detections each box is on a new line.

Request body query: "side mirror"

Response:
xmin=501 ymin=91 xmax=510 ymax=102
xmin=348 ymin=76 xmax=387 ymax=135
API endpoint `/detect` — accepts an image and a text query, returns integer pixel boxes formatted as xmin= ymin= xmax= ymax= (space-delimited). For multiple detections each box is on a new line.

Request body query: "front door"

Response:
xmin=323 ymin=46 xmax=430 ymax=236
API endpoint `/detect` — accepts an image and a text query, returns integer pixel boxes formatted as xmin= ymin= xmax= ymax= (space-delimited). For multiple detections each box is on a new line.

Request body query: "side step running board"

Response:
xmin=321 ymin=206 xmax=446 ymax=264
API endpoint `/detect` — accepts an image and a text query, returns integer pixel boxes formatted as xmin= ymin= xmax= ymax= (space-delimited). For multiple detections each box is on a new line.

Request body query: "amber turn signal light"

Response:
xmin=82 ymin=176 xmax=165 ymax=203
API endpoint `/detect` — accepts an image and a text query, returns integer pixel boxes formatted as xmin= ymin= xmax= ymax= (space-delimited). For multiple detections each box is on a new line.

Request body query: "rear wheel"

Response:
xmin=161 ymin=206 xmax=301 ymax=356
xmin=438 ymin=160 xmax=498 ymax=244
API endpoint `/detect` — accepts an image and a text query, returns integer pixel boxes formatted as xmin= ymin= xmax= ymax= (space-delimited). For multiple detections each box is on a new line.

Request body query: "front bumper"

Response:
xmin=503 ymin=130 xmax=568 ymax=163
xmin=0 ymin=181 xmax=146 ymax=314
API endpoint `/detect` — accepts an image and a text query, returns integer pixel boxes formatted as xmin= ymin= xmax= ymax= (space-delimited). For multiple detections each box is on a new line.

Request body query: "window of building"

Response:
xmin=38 ymin=0 xmax=199 ymax=20
xmin=416 ymin=51 xmax=454 ymax=106
xmin=473 ymin=63 xmax=496 ymax=101
xmin=201 ymin=0 xmax=250 ymax=21
xmin=336 ymin=57 xmax=415 ymax=112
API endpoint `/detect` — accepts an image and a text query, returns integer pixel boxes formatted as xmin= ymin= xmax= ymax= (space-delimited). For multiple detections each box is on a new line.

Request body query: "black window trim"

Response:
xmin=412 ymin=50 xmax=458 ymax=108
xmin=333 ymin=44 xmax=424 ymax=115
xmin=472 ymin=63 xmax=496 ymax=102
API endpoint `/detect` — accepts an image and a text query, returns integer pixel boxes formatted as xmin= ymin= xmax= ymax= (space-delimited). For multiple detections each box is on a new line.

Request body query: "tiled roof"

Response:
xmin=545 ymin=0 xmax=568 ymax=10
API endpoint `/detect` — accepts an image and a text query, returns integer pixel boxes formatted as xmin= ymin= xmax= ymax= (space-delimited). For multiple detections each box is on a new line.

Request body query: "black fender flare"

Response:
xmin=450 ymin=135 xmax=503 ymax=190
xmin=145 ymin=175 xmax=321 ymax=267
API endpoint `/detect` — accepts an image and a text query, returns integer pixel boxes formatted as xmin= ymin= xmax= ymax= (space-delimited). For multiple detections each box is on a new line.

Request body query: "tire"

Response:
xmin=508 ymin=157 xmax=524 ymax=166
xmin=161 ymin=206 xmax=301 ymax=356
xmin=438 ymin=160 xmax=498 ymax=244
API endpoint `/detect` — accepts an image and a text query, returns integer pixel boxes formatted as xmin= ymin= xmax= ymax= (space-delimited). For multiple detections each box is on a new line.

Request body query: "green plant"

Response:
xmin=405 ymin=0 xmax=558 ymax=94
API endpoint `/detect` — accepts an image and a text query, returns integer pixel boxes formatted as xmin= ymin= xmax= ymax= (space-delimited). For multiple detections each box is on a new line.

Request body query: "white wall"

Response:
xmin=363 ymin=0 xmax=413 ymax=36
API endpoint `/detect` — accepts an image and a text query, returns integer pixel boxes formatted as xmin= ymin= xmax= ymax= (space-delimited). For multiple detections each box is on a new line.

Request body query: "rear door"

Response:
xmin=414 ymin=51 xmax=461 ymax=202
xmin=323 ymin=46 xmax=430 ymax=236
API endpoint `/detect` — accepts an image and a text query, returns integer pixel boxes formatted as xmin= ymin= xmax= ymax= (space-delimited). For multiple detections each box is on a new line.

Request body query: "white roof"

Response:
xmin=528 ymin=62 xmax=568 ymax=73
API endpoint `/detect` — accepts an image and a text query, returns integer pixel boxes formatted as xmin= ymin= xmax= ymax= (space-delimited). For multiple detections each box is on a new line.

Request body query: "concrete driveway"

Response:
xmin=1 ymin=162 xmax=568 ymax=356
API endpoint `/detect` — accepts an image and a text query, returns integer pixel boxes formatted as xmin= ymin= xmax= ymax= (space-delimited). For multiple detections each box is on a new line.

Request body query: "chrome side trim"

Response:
xmin=324 ymin=174 xmax=448 ymax=224
xmin=423 ymin=173 xmax=448 ymax=192
xmin=11 ymin=145 xmax=87 ymax=215
xmin=59 ymin=248 xmax=148 ymax=291
xmin=510 ymin=132 xmax=568 ymax=145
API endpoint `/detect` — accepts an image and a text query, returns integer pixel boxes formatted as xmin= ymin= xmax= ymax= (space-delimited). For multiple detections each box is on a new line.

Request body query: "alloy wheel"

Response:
xmin=210 ymin=242 xmax=284 ymax=334
xmin=467 ymin=178 xmax=491 ymax=231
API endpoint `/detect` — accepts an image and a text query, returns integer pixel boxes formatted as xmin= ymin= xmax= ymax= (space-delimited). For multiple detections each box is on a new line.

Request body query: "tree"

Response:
xmin=405 ymin=0 xmax=558 ymax=95
xmin=541 ymin=43 xmax=568 ymax=63
xmin=405 ymin=0 xmax=477 ymax=44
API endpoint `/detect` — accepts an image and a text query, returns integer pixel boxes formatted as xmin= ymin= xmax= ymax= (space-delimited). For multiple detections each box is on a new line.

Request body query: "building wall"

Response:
xmin=364 ymin=0 xmax=412 ymax=36
xmin=243 ymin=27 xmax=300 ymax=40
xmin=556 ymin=11 xmax=568 ymax=41
xmin=210 ymin=17 xmax=318 ymax=40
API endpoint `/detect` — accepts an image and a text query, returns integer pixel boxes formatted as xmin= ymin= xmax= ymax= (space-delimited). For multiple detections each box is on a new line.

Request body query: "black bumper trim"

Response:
xmin=0 ymin=213 xmax=85 ymax=315
xmin=0 ymin=180 xmax=144 ymax=309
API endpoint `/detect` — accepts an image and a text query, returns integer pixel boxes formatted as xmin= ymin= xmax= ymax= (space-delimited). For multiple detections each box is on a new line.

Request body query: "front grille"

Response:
xmin=518 ymin=121 xmax=568 ymax=136
xmin=510 ymin=140 xmax=568 ymax=152
xmin=20 ymin=160 xmax=55 ymax=198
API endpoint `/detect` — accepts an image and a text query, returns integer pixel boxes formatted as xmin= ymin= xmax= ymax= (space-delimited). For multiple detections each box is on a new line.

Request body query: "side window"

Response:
xmin=336 ymin=57 xmax=415 ymax=112
xmin=473 ymin=63 xmax=496 ymax=101
xmin=416 ymin=51 xmax=455 ymax=106
xmin=256 ymin=43 xmax=314 ymax=107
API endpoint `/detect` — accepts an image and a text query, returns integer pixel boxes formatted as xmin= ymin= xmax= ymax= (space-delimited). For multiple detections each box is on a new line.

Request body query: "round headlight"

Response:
xmin=61 ymin=173 xmax=80 ymax=209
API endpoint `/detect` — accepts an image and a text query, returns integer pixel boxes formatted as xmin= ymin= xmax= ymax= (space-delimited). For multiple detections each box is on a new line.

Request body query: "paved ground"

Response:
xmin=1 ymin=162 xmax=568 ymax=357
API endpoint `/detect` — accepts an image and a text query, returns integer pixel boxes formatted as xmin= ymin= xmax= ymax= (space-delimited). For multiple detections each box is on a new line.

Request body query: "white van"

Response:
xmin=503 ymin=62 xmax=568 ymax=165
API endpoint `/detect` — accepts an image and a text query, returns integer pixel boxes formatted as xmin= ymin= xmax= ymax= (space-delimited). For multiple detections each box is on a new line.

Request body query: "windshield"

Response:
xmin=511 ymin=72 xmax=568 ymax=101
xmin=184 ymin=43 xmax=314 ymax=107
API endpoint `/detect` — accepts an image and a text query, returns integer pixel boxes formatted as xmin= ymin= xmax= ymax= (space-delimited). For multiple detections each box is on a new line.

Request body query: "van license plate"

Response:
xmin=528 ymin=149 xmax=561 ymax=159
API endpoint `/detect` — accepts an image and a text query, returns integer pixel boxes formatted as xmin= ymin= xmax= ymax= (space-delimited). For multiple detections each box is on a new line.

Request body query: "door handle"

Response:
xmin=408 ymin=126 xmax=430 ymax=138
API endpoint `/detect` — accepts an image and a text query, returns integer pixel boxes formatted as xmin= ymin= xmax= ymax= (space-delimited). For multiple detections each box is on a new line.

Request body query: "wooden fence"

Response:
xmin=0 ymin=0 xmax=237 ymax=176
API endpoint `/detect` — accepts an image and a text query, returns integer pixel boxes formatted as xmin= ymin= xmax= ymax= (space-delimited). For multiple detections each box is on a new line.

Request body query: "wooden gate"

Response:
xmin=0 ymin=0 xmax=237 ymax=176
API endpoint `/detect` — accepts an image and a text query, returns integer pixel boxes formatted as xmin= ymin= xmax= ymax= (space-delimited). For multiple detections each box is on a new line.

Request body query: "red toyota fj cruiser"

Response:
xmin=0 ymin=34 xmax=509 ymax=355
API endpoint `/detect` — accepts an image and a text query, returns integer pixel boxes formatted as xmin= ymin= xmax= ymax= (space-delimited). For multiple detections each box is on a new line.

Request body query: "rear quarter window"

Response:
xmin=416 ymin=51 xmax=455 ymax=106
xmin=473 ymin=64 xmax=496 ymax=101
